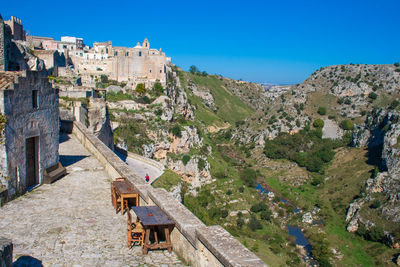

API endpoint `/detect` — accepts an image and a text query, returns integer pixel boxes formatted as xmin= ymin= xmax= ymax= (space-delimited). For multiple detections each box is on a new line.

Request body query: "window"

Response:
xmin=160 ymin=70 xmax=162 ymax=73
xmin=32 ymin=90 xmax=38 ymax=109
xmin=149 ymin=70 xmax=152 ymax=73
xmin=115 ymin=51 xmax=118 ymax=56
xmin=139 ymin=52 xmax=142 ymax=57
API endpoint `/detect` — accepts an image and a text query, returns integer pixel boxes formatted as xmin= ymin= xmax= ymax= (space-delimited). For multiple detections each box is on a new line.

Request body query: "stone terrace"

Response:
xmin=0 ymin=134 xmax=185 ymax=266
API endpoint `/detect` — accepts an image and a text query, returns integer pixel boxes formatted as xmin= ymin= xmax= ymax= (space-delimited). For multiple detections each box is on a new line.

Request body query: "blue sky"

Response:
xmin=2 ymin=0 xmax=400 ymax=84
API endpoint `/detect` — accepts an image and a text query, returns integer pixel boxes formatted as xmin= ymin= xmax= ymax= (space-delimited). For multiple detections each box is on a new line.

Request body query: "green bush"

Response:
xmin=171 ymin=125 xmax=182 ymax=138
xmin=367 ymin=226 xmax=385 ymax=242
xmin=260 ymin=210 xmax=272 ymax=221
xmin=182 ymin=154 xmax=191 ymax=165
xmin=237 ymin=217 xmax=245 ymax=229
xmin=248 ymin=215 xmax=263 ymax=231
xmin=135 ymin=83 xmax=146 ymax=95
xmin=394 ymin=62 xmax=400 ymax=67
xmin=240 ymin=168 xmax=257 ymax=187
xmin=250 ymin=202 xmax=267 ymax=213
xmin=313 ymin=118 xmax=325 ymax=128
xmin=154 ymin=109 xmax=162 ymax=116
xmin=197 ymin=158 xmax=206 ymax=171
xmin=390 ymin=100 xmax=399 ymax=110
xmin=340 ymin=120 xmax=354 ymax=130
xmin=221 ymin=209 xmax=228 ymax=218
xmin=368 ymin=92 xmax=378 ymax=100
xmin=152 ymin=82 xmax=164 ymax=96
xmin=317 ymin=107 xmax=327 ymax=115
xmin=100 ymin=74 xmax=108 ymax=83
xmin=369 ymin=200 xmax=381 ymax=209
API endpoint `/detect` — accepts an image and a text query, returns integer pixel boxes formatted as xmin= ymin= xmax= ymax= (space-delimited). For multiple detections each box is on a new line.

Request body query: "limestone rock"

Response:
xmin=169 ymin=126 xmax=203 ymax=155
xmin=142 ymin=144 xmax=156 ymax=158
xmin=302 ymin=212 xmax=313 ymax=224
xmin=347 ymin=217 xmax=359 ymax=232
xmin=167 ymin=156 xmax=212 ymax=189
xmin=106 ymin=85 xmax=123 ymax=93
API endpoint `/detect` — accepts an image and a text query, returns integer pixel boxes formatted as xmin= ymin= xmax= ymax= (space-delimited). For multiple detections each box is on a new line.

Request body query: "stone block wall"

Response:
xmin=0 ymin=70 xmax=59 ymax=198
xmin=0 ymin=237 xmax=12 ymax=267
xmin=72 ymin=121 xmax=267 ymax=267
xmin=0 ymin=18 xmax=6 ymax=71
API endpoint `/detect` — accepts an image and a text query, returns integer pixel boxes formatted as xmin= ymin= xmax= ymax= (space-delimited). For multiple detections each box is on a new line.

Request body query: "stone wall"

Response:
xmin=72 ymin=121 xmax=267 ymax=267
xmin=0 ymin=237 xmax=12 ymax=267
xmin=0 ymin=70 xmax=59 ymax=198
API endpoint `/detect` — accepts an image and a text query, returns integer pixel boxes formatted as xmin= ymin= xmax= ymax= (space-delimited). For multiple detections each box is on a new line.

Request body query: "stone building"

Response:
xmin=70 ymin=38 xmax=171 ymax=87
xmin=0 ymin=14 xmax=12 ymax=71
xmin=4 ymin=16 xmax=26 ymax=41
xmin=0 ymin=70 xmax=59 ymax=199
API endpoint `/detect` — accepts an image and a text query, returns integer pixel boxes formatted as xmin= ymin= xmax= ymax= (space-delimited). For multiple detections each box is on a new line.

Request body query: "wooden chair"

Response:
xmin=111 ymin=184 xmax=127 ymax=213
xmin=127 ymin=211 xmax=145 ymax=248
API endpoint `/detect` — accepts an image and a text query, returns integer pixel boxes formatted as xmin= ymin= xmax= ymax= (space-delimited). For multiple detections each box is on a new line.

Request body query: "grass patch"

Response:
xmin=152 ymin=169 xmax=182 ymax=191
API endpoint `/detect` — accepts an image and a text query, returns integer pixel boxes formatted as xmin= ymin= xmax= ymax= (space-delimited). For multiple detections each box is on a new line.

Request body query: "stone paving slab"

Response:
xmin=0 ymin=134 xmax=186 ymax=267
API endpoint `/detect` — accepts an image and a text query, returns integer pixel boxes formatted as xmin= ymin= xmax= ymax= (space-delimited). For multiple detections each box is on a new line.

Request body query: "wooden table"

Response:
xmin=112 ymin=178 xmax=139 ymax=215
xmin=132 ymin=206 xmax=175 ymax=254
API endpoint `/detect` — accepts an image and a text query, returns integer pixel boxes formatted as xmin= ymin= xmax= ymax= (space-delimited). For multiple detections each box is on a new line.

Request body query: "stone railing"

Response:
xmin=72 ymin=121 xmax=267 ymax=267
xmin=0 ymin=237 xmax=13 ymax=267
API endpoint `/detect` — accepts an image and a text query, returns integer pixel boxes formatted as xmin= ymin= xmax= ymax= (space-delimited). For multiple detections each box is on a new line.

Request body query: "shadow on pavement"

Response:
xmin=60 ymin=155 xmax=88 ymax=167
xmin=13 ymin=255 xmax=43 ymax=267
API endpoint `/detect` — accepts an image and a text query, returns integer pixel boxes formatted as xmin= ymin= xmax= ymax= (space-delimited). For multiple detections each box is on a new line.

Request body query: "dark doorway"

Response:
xmin=26 ymin=136 xmax=39 ymax=188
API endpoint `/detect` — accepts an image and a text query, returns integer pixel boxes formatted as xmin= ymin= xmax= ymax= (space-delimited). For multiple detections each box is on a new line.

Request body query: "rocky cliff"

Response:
xmin=347 ymin=109 xmax=400 ymax=239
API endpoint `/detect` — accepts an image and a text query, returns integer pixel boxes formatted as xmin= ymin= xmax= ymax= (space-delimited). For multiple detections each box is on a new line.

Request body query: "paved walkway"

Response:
xmin=115 ymin=152 xmax=163 ymax=184
xmin=0 ymin=134 xmax=185 ymax=267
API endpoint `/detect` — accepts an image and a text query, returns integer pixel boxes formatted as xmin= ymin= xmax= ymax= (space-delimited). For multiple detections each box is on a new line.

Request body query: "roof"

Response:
xmin=0 ymin=71 xmax=21 ymax=90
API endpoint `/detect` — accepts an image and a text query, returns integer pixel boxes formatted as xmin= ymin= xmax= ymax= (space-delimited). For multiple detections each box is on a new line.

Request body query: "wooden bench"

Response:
xmin=43 ymin=162 xmax=66 ymax=184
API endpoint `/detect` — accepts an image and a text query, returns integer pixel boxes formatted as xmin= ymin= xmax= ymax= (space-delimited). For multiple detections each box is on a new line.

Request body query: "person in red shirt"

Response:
xmin=145 ymin=173 xmax=150 ymax=182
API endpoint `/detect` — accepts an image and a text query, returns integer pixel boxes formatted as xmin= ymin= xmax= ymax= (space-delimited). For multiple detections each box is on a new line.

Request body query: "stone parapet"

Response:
xmin=0 ymin=237 xmax=12 ymax=267
xmin=71 ymin=120 xmax=267 ymax=266
xmin=196 ymin=226 xmax=268 ymax=267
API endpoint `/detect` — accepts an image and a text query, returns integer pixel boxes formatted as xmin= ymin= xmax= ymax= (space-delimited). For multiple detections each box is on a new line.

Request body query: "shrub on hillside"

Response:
xmin=171 ymin=125 xmax=182 ymax=138
xmin=260 ymin=210 xmax=272 ymax=221
xmin=340 ymin=120 xmax=354 ymax=130
xmin=313 ymin=119 xmax=325 ymax=128
xmin=318 ymin=107 xmax=327 ymax=115
xmin=240 ymin=168 xmax=257 ymax=187
xmin=250 ymin=202 xmax=268 ymax=213
xmin=135 ymin=83 xmax=146 ymax=95
xmin=248 ymin=215 xmax=263 ymax=231
xmin=182 ymin=154 xmax=191 ymax=165
xmin=368 ymin=92 xmax=378 ymax=100
xmin=197 ymin=158 xmax=206 ymax=171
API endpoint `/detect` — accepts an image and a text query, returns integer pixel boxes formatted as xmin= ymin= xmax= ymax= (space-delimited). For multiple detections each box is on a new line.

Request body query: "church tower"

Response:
xmin=143 ymin=38 xmax=150 ymax=49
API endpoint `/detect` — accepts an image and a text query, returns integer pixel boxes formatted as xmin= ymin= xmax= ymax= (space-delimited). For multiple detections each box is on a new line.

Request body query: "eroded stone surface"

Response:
xmin=0 ymin=134 xmax=185 ymax=266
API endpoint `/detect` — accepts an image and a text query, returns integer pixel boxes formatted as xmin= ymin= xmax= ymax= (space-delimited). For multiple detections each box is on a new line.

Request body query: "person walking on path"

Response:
xmin=145 ymin=173 xmax=150 ymax=182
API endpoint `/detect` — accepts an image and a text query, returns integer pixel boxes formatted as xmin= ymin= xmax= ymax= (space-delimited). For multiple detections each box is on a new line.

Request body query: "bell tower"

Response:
xmin=143 ymin=38 xmax=150 ymax=49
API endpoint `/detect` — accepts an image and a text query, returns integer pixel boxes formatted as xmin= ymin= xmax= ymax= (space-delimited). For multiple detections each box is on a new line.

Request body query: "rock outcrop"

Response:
xmin=347 ymin=109 xmax=400 ymax=231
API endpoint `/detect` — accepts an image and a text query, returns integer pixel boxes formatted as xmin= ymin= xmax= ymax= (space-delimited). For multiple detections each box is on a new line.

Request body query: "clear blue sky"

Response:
xmin=2 ymin=0 xmax=400 ymax=84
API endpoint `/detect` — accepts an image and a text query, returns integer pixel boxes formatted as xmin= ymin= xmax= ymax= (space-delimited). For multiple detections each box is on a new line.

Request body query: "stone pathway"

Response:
xmin=0 ymin=134 xmax=185 ymax=267
xmin=115 ymin=152 xmax=163 ymax=184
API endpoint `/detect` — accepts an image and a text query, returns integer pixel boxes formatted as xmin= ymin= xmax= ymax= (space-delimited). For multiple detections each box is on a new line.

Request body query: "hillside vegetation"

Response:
xmin=109 ymin=63 xmax=400 ymax=266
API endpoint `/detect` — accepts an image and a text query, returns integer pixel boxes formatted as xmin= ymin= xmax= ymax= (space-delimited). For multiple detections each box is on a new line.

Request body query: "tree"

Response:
xmin=248 ymin=215 xmax=263 ymax=231
xmin=317 ymin=107 xmax=327 ymax=115
xmin=240 ymin=168 xmax=257 ymax=187
xmin=136 ymin=83 xmax=146 ymax=95
xmin=171 ymin=125 xmax=182 ymax=138
xmin=340 ymin=119 xmax=354 ymax=130
xmin=189 ymin=65 xmax=199 ymax=74
xmin=313 ymin=118 xmax=325 ymax=128
xmin=100 ymin=74 xmax=108 ymax=83
xmin=368 ymin=92 xmax=378 ymax=100
xmin=394 ymin=62 xmax=400 ymax=67
xmin=152 ymin=82 xmax=164 ymax=96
